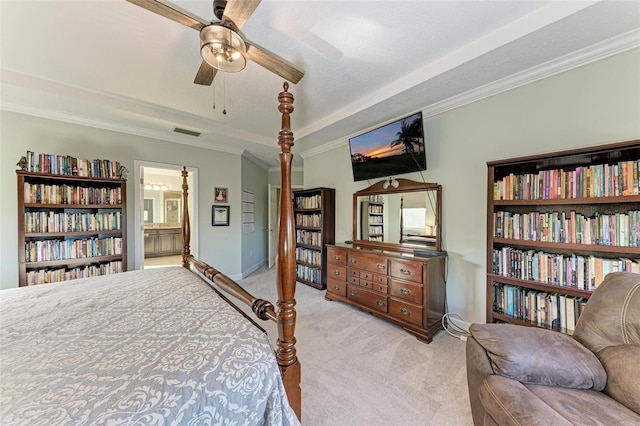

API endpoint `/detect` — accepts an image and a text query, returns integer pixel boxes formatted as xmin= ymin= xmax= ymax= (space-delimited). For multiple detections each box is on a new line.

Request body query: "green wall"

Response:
xmin=302 ymin=49 xmax=640 ymax=324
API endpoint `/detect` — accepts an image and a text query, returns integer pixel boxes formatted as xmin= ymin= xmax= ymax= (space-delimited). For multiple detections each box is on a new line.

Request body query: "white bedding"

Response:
xmin=0 ymin=267 xmax=299 ymax=425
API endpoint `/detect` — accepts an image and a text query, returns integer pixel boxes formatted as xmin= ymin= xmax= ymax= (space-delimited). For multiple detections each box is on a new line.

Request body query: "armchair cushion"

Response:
xmin=598 ymin=344 xmax=640 ymax=415
xmin=470 ymin=323 xmax=606 ymax=390
xmin=478 ymin=375 xmax=571 ymax=426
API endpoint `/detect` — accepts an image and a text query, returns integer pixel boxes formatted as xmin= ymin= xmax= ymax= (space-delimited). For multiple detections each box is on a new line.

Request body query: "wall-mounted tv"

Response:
xmin=349 ymin=112 xmax=426 ymax=182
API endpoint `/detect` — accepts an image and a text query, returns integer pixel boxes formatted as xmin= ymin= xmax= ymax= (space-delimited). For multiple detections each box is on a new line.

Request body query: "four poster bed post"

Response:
xmin=179 ymin=82 xmax=301 ymax=420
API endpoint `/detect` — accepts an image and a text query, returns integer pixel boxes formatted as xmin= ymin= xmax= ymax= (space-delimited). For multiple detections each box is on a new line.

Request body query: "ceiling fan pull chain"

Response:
xmin=222 ymin=72 xmax=227 ymax=115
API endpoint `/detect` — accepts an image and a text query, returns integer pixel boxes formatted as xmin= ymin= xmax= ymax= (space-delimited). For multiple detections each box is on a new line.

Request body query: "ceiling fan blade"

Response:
xmin=221 ymin=0 xmax=261 ymax=30
xmin=245 ymin=42 xmax=304 ymax=84
xmin=194 ymin=60 xmax=217 ymax=86
xmin=126 ymin=0 xmax=208 ymax=31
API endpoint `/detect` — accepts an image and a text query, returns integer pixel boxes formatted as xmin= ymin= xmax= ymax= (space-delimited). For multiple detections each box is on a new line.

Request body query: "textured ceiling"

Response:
xmin=1 ymin=1 xmax=639 ymax=168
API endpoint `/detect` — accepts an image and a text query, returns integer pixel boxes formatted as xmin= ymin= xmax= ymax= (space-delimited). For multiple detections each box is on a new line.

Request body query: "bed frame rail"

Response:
xmin=179 ymin=83 xmax=301 ymax=420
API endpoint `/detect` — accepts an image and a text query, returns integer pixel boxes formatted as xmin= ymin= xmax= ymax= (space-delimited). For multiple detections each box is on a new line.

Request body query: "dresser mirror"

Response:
xmin=353 ymin=178 xmax=442 ymax=253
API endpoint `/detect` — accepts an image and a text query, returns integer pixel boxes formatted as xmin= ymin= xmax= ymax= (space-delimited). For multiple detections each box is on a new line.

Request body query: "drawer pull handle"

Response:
xmin=377 ymin=264 xmax=386 ymax=270
xmin=400 ymin=268 xmax=412 ymax=275
xmin=333 ymin=270 xmax=341 ymax=275
xmin=349 ymin=259 xmax=357 ymax=264
xmin=334 ymin=255 xmax=342 ymax=260
xmin=376 ymin=300 xmax=386 ymax=307
xmin=400 ymin=288 xmax=412 ymax=296
xmin=399 ymin=308 xmax=411 ymax=316
xmin=349 ymin=290 xmax=356 ymax=296
xmin=333 ymin=285 xmax=340 ymax=291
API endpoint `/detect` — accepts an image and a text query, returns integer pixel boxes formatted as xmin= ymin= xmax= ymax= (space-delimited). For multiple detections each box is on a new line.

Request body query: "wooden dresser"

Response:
xmin=325 ymin=243 xmax=446 ymax=343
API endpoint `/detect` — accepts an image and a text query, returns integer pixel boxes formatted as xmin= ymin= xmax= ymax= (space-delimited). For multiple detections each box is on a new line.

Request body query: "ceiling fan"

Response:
xmin=126 ymin=0 xmax=304 ymax=85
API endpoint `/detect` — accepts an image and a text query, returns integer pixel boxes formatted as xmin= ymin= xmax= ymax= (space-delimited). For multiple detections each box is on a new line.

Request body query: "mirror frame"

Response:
xmin=352 ymin=178 xmax=442 ymax=253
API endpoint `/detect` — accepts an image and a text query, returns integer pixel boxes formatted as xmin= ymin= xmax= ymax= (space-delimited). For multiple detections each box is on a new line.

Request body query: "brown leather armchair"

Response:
xmin=466 ymin=272 xmax=640 ymax=425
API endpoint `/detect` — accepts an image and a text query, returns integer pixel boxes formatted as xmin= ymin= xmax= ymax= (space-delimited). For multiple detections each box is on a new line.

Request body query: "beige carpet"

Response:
xmin=236 ymin=266 xmax=473 ymax=426
xmin=144 ymin=255 xmax=182 ymax=268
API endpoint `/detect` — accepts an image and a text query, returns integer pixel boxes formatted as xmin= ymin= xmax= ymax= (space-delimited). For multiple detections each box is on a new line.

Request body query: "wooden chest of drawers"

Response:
xmin=325 ymin=244 xmax=446 ymax=343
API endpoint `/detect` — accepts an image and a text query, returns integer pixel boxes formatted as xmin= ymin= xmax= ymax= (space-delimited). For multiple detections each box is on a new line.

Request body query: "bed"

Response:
xmin=0 ymin=83 xmax=301 ymax=425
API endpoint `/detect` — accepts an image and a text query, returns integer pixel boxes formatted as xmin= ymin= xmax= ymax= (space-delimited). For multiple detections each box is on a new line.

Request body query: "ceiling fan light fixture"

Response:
xmin=200 ymin=24 xmax=246 ymax=73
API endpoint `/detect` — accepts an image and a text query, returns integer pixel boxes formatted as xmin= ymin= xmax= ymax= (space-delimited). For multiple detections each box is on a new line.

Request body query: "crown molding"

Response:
xmin=1 ymin=101 xmax=246 ymax=156
xmin=421 ymin=29 xmax=640 ymax=119
xmin=301 ymin=29 xmax=640 ymax=160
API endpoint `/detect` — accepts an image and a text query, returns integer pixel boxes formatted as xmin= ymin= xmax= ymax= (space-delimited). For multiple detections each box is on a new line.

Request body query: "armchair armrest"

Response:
xmin=470 ymin=324 xmax=606 ymax=391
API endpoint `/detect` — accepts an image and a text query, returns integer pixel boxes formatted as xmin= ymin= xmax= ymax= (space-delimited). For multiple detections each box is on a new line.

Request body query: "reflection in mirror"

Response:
xmin=353 ymin=179 xmax=442 ymax=252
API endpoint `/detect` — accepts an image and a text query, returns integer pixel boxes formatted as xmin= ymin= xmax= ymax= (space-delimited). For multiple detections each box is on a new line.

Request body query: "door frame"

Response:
xmin=133 ymin=160 xmax=199 ymax=270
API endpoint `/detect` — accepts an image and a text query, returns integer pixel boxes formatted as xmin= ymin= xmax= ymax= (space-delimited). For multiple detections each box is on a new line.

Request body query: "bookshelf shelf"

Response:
xmin=293 ymin=187 xmax=335 ymax=290
xmin=486 ymin=140 xmax=640 ymax=334
xmin=25 ymin=255 xmax=125 ymax=269
xmin=493 ymin=238 xmax=640 ymax=254
xmin=17 ymin=153 xmax=128 ymax=287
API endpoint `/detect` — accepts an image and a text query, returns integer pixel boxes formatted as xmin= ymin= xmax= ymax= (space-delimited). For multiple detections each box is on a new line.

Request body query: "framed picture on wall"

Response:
xmin=212 ymin=205 xmax=230 ymax=226
xmin=214 ymin=187 xmax=228 ymax=203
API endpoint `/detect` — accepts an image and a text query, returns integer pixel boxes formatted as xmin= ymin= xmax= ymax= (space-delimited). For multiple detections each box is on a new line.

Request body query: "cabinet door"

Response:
xmin=144 ymin=232 xmax=157 ymax=256
xmin=158 ymin=233 xmax=175 ymax=255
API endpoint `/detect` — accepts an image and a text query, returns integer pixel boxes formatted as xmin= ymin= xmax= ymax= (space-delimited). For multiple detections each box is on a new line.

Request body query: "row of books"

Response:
xmin=367 ymin=225 xmax=384 ymax=235
xmin=22 ymin=151 xmax=126 ymax=179
xmin=24 ymin=183 xmax=123 ymax=205
xmin=493 ymin=160 xmax=639 ymax=201
xmin=493 ymin=282 xmax=587 ymax=332
xmin=296 ymin=264 xmax=321 ymax=285
xmin=367 ymin=215 xmax=383 ymax=224
xmin=294 ymin=194 xmax=322 ymax=209
xmin=24 ymin=211 xmax=122 ymax=233
xmin=296 ymin=247 xmax=322 ymax=266
xmin=367 ymin=204 xmax=383 ymax=214
xmin=296 ymin=229 xmax=322 ymax=247
xmin=366 ymin=195 xmax=384 ymax=203
xmin=25 ymin=237 xmax=123 ymax=262
xmin=492 ymin=247 xmax=640 ymax=291
xmin=295 ymin=213 xmax=322 ymax=228
xmin=24 ymin=260 xmax=124 ymax=286
xmin=494 ymin=210 xmax=640 ymax=247
xmin=367 ymin=236 xmax=383 ymax=242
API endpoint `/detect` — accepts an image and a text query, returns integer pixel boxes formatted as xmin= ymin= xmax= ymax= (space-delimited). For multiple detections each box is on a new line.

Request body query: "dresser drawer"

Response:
xmin=347 ymin=284 xmax=388 ymax=313
xmin=389 ymin=298 xmax=423 ymax=326
xmin=390 ymin=259 xmax=423 ymax=283
xmin=327 ymin=278 xmax=347 ymax=297
xmin=389 ymin=279 xmax=423 ymax=305
xmin=373 ymin=274 xmax=388 ymax=285
xmin=358 ymin=279 xmax=373 ymax=290
xmin=328 ymin=265 xmax=346 ymax=280
xmin=373 ymin=282 xmax=388 ymax=294
xmin=327 ymin=247 xmax=347 ymax=266
xmin=347 ymin=253 xmax=388 ymax=274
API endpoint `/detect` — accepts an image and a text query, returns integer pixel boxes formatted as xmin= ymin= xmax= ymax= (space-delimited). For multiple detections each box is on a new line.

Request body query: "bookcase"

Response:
xmin=360 ymin=195 xmax=384 ymax=241
xmin=293 ymin=187 xmax=335 ymax=289
xmin=16 ymin=152 xmax=128 ymax=286
xmin=486 ymin=140 xmax=640 ymax=334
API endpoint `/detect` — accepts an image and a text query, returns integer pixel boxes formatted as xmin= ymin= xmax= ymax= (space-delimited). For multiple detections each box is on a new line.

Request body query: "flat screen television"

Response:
xmin=349 ymin=112 xmax=426 ymax=182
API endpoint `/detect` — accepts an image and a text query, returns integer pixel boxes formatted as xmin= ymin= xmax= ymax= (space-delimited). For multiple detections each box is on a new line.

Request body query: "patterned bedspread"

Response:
xmin=0 ymin=267 xmax=299 ymax=425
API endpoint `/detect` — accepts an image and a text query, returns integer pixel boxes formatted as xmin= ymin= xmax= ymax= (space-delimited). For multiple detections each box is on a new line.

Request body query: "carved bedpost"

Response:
xmin=181 ymin=167 xmax=191 ymax=268
xmin=276 ymin=82 xmax=302 ymax=420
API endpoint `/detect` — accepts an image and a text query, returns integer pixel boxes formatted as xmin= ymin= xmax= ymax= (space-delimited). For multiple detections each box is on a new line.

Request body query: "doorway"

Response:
xmin=133 ymin=161 xmax=198 ymax=270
